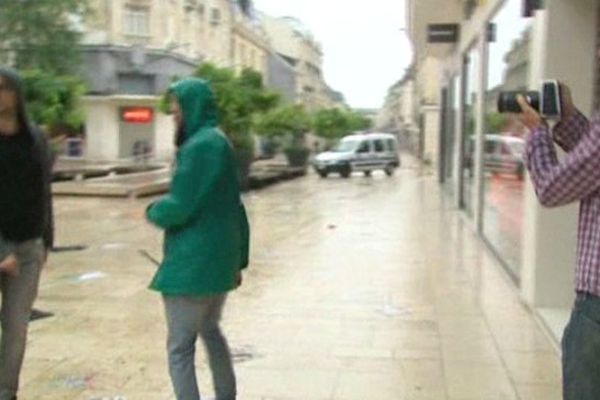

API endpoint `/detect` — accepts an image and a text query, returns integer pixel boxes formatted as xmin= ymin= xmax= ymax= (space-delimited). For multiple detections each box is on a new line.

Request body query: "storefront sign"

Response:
xmin=427 ymin=24 xmax=460 ymax=44
xmin=121 ymin=107 xmax=154 ymax=124
xmin=487 ymin=23 xmax=496 ymax=43
xmin=523 ymin=0 xmax=543 ymax=17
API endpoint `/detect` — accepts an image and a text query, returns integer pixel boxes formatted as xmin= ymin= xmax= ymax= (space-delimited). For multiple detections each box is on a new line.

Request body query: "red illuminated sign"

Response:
xmin=121 ymin=107 xmax=154 ymax=124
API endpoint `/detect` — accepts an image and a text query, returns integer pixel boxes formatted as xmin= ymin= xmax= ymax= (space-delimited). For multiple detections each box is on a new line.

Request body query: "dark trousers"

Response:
xmin=563 ymin=292 xmax=600 ymax=400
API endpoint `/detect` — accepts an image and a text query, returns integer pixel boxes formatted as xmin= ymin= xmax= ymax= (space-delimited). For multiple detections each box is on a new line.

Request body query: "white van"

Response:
xmin=313 ymin=133 xmax=400 ymax=178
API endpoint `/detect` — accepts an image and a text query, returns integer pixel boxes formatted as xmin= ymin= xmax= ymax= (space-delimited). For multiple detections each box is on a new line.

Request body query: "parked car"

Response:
xmin=313 ymin=133 xmax=400 ymax=178
xmin=465 ymin=134 xmax=525 ymax=180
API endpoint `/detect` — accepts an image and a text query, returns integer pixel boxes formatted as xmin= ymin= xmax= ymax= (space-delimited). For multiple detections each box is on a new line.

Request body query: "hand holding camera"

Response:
xmin=516 ymin=95 xmax=543 ymax=131
xmin=558 ymin=83 xmax=577 ymax=121
xmin=498 ymin=80 xmax=578 ymax=132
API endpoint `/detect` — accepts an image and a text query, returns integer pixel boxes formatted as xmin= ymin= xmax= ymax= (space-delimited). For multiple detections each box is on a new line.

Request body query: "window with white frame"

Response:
xmin=124 ymin=5 xmax=150 ymax=36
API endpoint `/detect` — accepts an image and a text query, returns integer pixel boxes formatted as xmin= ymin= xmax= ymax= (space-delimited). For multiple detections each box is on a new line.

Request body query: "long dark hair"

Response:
xmin=0 ymin=67 xmax=32 ymax=135
xmin=174 ymin=122 xmax=186 ymax=149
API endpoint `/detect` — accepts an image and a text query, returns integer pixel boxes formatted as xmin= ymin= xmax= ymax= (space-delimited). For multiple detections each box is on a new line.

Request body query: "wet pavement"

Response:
xmin=18 ymin=155 xmax=561 ymax=399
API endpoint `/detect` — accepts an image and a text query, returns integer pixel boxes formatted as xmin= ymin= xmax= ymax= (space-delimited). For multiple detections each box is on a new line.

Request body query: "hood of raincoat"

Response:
xmin=169 ymin=78 xmax=219 ymax=144
xmin=0 ymin=67 xmax=32 ymax=134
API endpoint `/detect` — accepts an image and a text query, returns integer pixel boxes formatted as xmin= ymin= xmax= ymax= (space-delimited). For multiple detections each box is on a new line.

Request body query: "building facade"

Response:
xmin=79 ymin=0 xmax=240 ymax=161
xmin=84 ymin=0 xmax=234 ymax=64
xmin=405 ymin=0 xmax=463 ymax=165
xmin=261 ymin=15 xmax=336 ymax=111
xmin=377 ymin=68 xmax=419 ymax=153
xmin=79 ymin=0 xmax=303 ymax=162
xmin=418 ymin=0 xmax=600 ymax=344
xmin=231 ymin=8 xmax=270 ymax=77
xmin=61 ymin=1 xmax=340 ymax=162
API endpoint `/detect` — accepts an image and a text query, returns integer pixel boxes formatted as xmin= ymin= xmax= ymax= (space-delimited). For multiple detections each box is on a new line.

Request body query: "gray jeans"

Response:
xmin=562 ymin=292 xmax=600 ymax=400
xmin=163 ymin=294 xmax=236 ymax=400
xmin=0 ymin=239 xmax=44 ymax=400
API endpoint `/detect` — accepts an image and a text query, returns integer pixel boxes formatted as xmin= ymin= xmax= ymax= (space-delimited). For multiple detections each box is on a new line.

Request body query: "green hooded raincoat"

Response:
xmin=146 ymin=78 xmax=250 ymax=296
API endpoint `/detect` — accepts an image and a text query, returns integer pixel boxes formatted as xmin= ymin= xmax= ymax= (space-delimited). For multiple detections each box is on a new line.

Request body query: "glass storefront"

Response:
xmin=482 ymin=0 xmax=531 ymax=278
xmin=460 ymin=45 xmax=479 ymax=216
xmin=440 ymin=77 xmax=459 ymax=193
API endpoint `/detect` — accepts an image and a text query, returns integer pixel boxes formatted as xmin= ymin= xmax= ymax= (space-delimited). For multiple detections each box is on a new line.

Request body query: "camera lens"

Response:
xmin=497 ymin=91 xmax=539 ymax=113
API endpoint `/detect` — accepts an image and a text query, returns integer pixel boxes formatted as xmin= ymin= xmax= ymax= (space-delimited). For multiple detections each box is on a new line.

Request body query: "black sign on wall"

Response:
xmin=487 ymin=23 xmax=496 ymax=43
xmin=464 ymin=0 xmax=477 ymax=20
xmin=523 ymin=0 xmax=543 ymax=17
xmin=427 ymin=24 xmax=460 ymax=44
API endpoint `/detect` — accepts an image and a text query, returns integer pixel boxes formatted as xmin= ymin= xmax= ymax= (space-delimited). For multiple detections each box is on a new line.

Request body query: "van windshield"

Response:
xmin=332 ymin=140 xmax=359 ymax=153
xmin=509 ymin=141 xmax=525 ymax=156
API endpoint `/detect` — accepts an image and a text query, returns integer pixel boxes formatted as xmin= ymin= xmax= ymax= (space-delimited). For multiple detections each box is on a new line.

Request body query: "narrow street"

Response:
xmin=21 ymin=156 xmax=561 ymax=400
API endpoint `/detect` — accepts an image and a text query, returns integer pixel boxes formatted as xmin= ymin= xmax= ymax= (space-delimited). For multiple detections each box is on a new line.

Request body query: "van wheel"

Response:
xmin=364 ymin=170 xmax=372 ymax=177
xmin=318 ymin=170 xmax=328 ymax=178
xmin=340 ymin=164 xmax=352 ymax=178
xmin=516 ymin=165 xmax=525 ymax=180
xmin=384 ymin=165 xmax=394 ymax=176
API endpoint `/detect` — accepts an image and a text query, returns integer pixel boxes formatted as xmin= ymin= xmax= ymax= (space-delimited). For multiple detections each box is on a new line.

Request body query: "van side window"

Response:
xmin=484 ymin=140 xmax=496 ymax=154
xmin=386 ymin=139 xmax=396 ymax=152
xmin=374 ymin=140 xmax=385 ymax=153
xmin=357 ymin=141 xmax=371 ymax=153
xmin=501 ymin=143 xmax=512 ymax=155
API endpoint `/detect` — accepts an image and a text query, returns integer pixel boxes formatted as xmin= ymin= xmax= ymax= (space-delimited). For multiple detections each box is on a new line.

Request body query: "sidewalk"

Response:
xmin=20 ymin=155 xmax=561 ymax=399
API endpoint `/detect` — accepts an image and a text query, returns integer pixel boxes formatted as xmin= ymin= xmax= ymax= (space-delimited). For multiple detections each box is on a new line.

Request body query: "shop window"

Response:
xmin=482 ymin=0 xmax=531 ymax=279
xmin=460 ymin=44 xmax=479 ymax=216
xmin=211 ymin=8 xmax=221 ymax=25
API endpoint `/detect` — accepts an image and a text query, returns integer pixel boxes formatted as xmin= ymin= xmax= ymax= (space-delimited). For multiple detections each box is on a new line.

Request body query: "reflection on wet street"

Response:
xmin=20 ymin=156 xmax=560 ymax=399
xmin=483 ymin=173 xmax=524 ymax=276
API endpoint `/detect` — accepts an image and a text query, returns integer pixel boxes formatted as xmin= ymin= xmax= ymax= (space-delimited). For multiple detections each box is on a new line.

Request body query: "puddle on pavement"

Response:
xmin=77 ymin=271 xmax=107 ymax=282
xmin=88 ymin=396 xmax=127 ymax=400
xmin=100 ymin=243 xmax=130 ymax=251
xmin=50 ymin=374 xmax=95 ymax=390
xmin=375 ymin=304 xmax=412 ymax=317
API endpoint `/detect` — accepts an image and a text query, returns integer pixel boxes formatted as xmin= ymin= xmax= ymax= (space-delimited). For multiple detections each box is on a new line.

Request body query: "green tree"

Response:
xmin=312 ymin=108 xmax=351 ymax=140
xmin=486 ymin=112 xmax=508 ymax=133
xmin=254 ymin=104 xmax=312 ymax=166
xmin=195 ymin=63 xmax=280 ymax=151
xmin=253 ymin=104 xmax=311 ymax=143
xmin=347 ymin=111 xmax=373 ymax=131
xmin=0 ymin=0 xmax=90 ymax=74
xmin=22 ymin=69 xmax=87 ymax=136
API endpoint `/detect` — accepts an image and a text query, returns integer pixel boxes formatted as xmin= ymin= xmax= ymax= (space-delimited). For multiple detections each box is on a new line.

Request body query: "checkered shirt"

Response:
xmin=525 ymin=111 xmax=600 ymax=295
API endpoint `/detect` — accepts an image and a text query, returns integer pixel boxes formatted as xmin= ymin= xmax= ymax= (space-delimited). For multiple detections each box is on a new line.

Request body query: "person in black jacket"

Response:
xmin=0 ymin=67 xmax=54 ymax=400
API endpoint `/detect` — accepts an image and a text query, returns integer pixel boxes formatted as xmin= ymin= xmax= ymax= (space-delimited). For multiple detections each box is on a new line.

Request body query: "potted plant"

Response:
xmin=284 ymin=137 xmax=310 ymax=168
xmin=254 ymin=104 xmax=312 ymax=168
xmin=195 ymin=64 xmax=280 ymax=189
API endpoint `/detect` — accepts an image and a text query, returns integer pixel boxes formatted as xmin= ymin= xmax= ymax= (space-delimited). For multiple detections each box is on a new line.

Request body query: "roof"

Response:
xmin=343 ymin=133 xmax=397 ymax=140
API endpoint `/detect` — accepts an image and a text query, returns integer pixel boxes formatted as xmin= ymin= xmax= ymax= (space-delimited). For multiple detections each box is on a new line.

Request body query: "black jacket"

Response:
xmin=0 ymin=67 xmax=54 ymax=249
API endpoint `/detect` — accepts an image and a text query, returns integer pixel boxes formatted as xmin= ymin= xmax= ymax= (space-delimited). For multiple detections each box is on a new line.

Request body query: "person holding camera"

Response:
xmin=518 ymin=86 xmax=600 ymax=399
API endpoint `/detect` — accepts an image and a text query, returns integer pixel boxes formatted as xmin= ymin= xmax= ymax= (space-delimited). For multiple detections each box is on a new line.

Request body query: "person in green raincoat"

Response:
xmin=146 ymin=78 xmax=250 ymax=400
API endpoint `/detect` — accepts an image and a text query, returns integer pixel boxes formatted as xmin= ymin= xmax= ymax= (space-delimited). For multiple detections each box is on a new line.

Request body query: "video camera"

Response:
xmin=497 ymin=80 xmax=562 ymax=119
